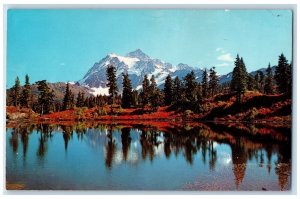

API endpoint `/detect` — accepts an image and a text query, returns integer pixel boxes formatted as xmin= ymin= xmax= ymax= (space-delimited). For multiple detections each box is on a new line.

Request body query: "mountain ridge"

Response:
xmin=76 ymin=49 xmax=274 ymax=96
xmin=77 ymin=49 xmax=204 ymax=95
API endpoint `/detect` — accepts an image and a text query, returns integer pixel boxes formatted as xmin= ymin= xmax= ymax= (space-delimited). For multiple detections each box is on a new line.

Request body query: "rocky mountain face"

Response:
xmin=76 ymin=49 xmax=275 ymax=96
xmin=77 ymin=49 xmax=204 ymax=95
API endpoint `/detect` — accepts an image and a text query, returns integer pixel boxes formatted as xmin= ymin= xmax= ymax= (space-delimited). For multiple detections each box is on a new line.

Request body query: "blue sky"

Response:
xmin=7 ymin=9 xmax=292 ymax=88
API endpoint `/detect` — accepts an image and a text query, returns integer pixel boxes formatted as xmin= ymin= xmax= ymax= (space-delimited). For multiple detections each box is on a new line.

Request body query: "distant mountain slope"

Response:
xmin=6 ymin=82 xmax=93 ymax=102
xmin=77 ymin=49 xmax=275 ymax=96
xmin=77 ymin=49 xmax=204 ymax=95
xmin=7 ymin=50 xmax=276 ymax=100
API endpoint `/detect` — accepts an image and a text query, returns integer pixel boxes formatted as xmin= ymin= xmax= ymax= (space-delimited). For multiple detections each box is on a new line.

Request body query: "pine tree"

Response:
xmin=63 ymin=83 xmax=72 ymax=110
xmin=132 ymin=90 xmax=139 ymax=107
xmin=247 ymin=74 xmax=255 ymax=91
xmin=196 ymin=83 xmax=203 ymax=102
xmin=140 ymin=75 xmax=150 ymax=109
xmin=76 ymin=91 xmax=85 ymax=108
xmin=184 ymin=71 xmax=197 ymax=103
xmin=11 ymin=76 xmax=21 ymax=107
xmin=230 ymin=55 xmax=248 ymax=103
xmin=254 ymin=71 xmax=265 ymax=93
xmin=209 ymin=67 xmax=218 ymax=97
xmin=106 ymin=64 xmax=118 ymax=105
xmin=121 ymin=73 xmax=133 ymax=108
xmin=80 ymin=92 xmax=85 ymax=107
xmin=20 ymin=74 xmax=31 ymax=108
xmin=149 ymin=75 xmax=161 ymax=111
xmin=36 ymin=80 xmax=54 ymax=115
xmin=163 ymin=74 xmax=173 ymax=106
xmin=76 ymin=91 xmax=82 ymax=107
xmin=173 ymin=76 xmax=183 ymax=104
xmin=88 ymin=96 xmax=95 ymax=108
xmin=70 ymin=92 xmax=75 ymax=109
xmin=264 ymin=63 xmax=274 ymax=94
xmin=201 ymin=69 xmax=209 ymax=99
xmin=275 ymin=53 xmax=291 ymax=96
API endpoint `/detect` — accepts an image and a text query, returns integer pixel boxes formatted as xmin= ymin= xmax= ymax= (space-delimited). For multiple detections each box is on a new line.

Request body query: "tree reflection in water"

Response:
xmin=7 ymin=121 xmax=291 ymax=190
xmin=36 ymin=124 xmax=53 ymax=159
xmin=121 ymin=127 xmax=131 ymax=161
xmin=105 ymin=126 xmax=116 ymax=169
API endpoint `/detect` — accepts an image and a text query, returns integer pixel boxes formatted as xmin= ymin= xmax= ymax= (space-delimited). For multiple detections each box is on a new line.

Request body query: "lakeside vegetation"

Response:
xmin=6 ymin=53 xmax=292 ymax=124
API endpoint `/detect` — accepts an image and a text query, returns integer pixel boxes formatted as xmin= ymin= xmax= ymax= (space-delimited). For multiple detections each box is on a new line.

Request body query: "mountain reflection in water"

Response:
xmin=6 ymin=122 xmax=291 ymax=190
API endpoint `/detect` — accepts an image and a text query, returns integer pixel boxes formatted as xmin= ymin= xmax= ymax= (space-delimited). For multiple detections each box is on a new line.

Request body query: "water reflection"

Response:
xmin=6 ymin=122 xmax=291 ymax=190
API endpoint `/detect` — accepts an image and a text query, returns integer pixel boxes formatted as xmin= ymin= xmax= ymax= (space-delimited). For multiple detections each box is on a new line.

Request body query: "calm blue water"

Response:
xmin=6 ymin=123 xmax=291 ymax=190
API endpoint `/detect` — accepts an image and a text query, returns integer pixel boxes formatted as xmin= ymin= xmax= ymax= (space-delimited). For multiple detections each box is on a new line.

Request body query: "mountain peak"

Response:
xmin=127 ymin=49 xmax=150 ymax=60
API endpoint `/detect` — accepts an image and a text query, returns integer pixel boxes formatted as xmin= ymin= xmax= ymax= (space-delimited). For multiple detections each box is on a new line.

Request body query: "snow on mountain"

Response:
xmin=108 ymin=53 xmax=140 ymax=69
xmin=77 ymin=49 xmax=272 ymax=96
xmin=77 ymin=49 xmax=203 ymax=96
xmin=89 ymin=87 xmax=110 ymax=96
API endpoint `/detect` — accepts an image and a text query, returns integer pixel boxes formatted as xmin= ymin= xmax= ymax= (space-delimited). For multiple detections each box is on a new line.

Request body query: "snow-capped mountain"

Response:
xmin=77 ymin=49 xmax=203 ymax=95
xmin=77 ymin=49 xmax=274 ymax=96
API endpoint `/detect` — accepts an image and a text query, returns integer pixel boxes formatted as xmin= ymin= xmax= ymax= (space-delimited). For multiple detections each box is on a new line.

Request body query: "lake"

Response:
xmin=6 ymin=122 xmax=291 ymax=191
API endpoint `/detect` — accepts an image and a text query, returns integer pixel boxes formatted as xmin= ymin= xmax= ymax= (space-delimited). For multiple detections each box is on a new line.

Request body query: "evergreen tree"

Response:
xmin=173 ymin=76 xmax=183 ymax=104
xmin=230 ymin=55 xmax=248 ymax=103
xmin=88 ymin=96 xmax=95 ymax=108
xmin=36 ymin=80 xmax=54 ymax=114
xmin=264 ymin=63 xmax=274 ymax=94
xmin=11 ymin=76 xmax=21 ymax=106
xmin=201 ymin=69 xmax=209 ymax=99
xmin=163 ymin=74 xmax=173 ymax=106
xmin=106 ymin=64 xmax=118 ymax=105
xmin=254 ymin=71 xmax=265 ymax=93
xmin=209 ymin=67 xmax=218 ymax=97
xmin=63 ymin=83 xmax=72 ymax=110
xmin=132 ymin=90 xmax=139 ymax=107
xmin=149 ymin=75 xmax=161 ymax=111
xmin=275 ymin=54 xmax=291 ymax=96
xmin=184 ymin=71 xmax=197 ymax=103
xmin=70 ymin=92 xmax=75 ymax=109
xmin=121 ymin=73 xmax=133 ymax=108
xmin=20 ymin=74 xmax=31 ymax=108
xmin=76 ymin=91 xmax=82 ymax=107
xmin=196 ymin=83 xmax=203 ymax=102
xmin=247 ymin=74 xmax=255 ymax=91
xmin=76 ymin=91 xmax=86 ymax=107
xmin=140 ymin=75 xmax=150 ymax=109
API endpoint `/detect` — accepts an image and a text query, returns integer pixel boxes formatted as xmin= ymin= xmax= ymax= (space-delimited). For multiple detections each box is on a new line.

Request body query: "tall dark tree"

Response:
xmin=121 ymin=73 xmax=133 ymax=108
xmin=209 ymin=67 xmax=218 ymax=97
xmin=106 ymin=64 xmax=118 ymax=105
xmin=230 ymin=55 xmax=248 ymax=103
xmin=184 ymin=71 xmax=197 ymax=103
xmin=254 ymin=71 xmax=265 ymax=93
xmin=275 ymin=53 xmax=291 ymax=96
xmin=70 ymin=92 xmax=75 ymax=109
xmin=10 ymin=76 xmax=21 ymax=107
xmin=264 ymin=63 xmax=274 ymax=94
xmin=36 ymin=80 xmax=54 ymax=115
xmin=201 ymin=69 xmax=209 ymax=99
xmin=20 ymin=74 xmax=31 ymax=108
xmin=76 ymin=91 xmax=83 ymax=107
xmin=140 ymin=75 xmax=150 ymax=109
xmin=132 ymin=90 xmax=139 ymax=107
xmin=173 ymin=76 xmax=183 ymax=104
xmin=163 ymin=74 xmax=173 ymax=106
xmin=63 ymin=83 xmax=72 ymax=110
xmin=247 ymin=74 xmax=255 ymax=91
xmin=196 ymin=83 xmax=203 ymax=102
xmin=149 ymin=75 xmax=162 ymax=111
